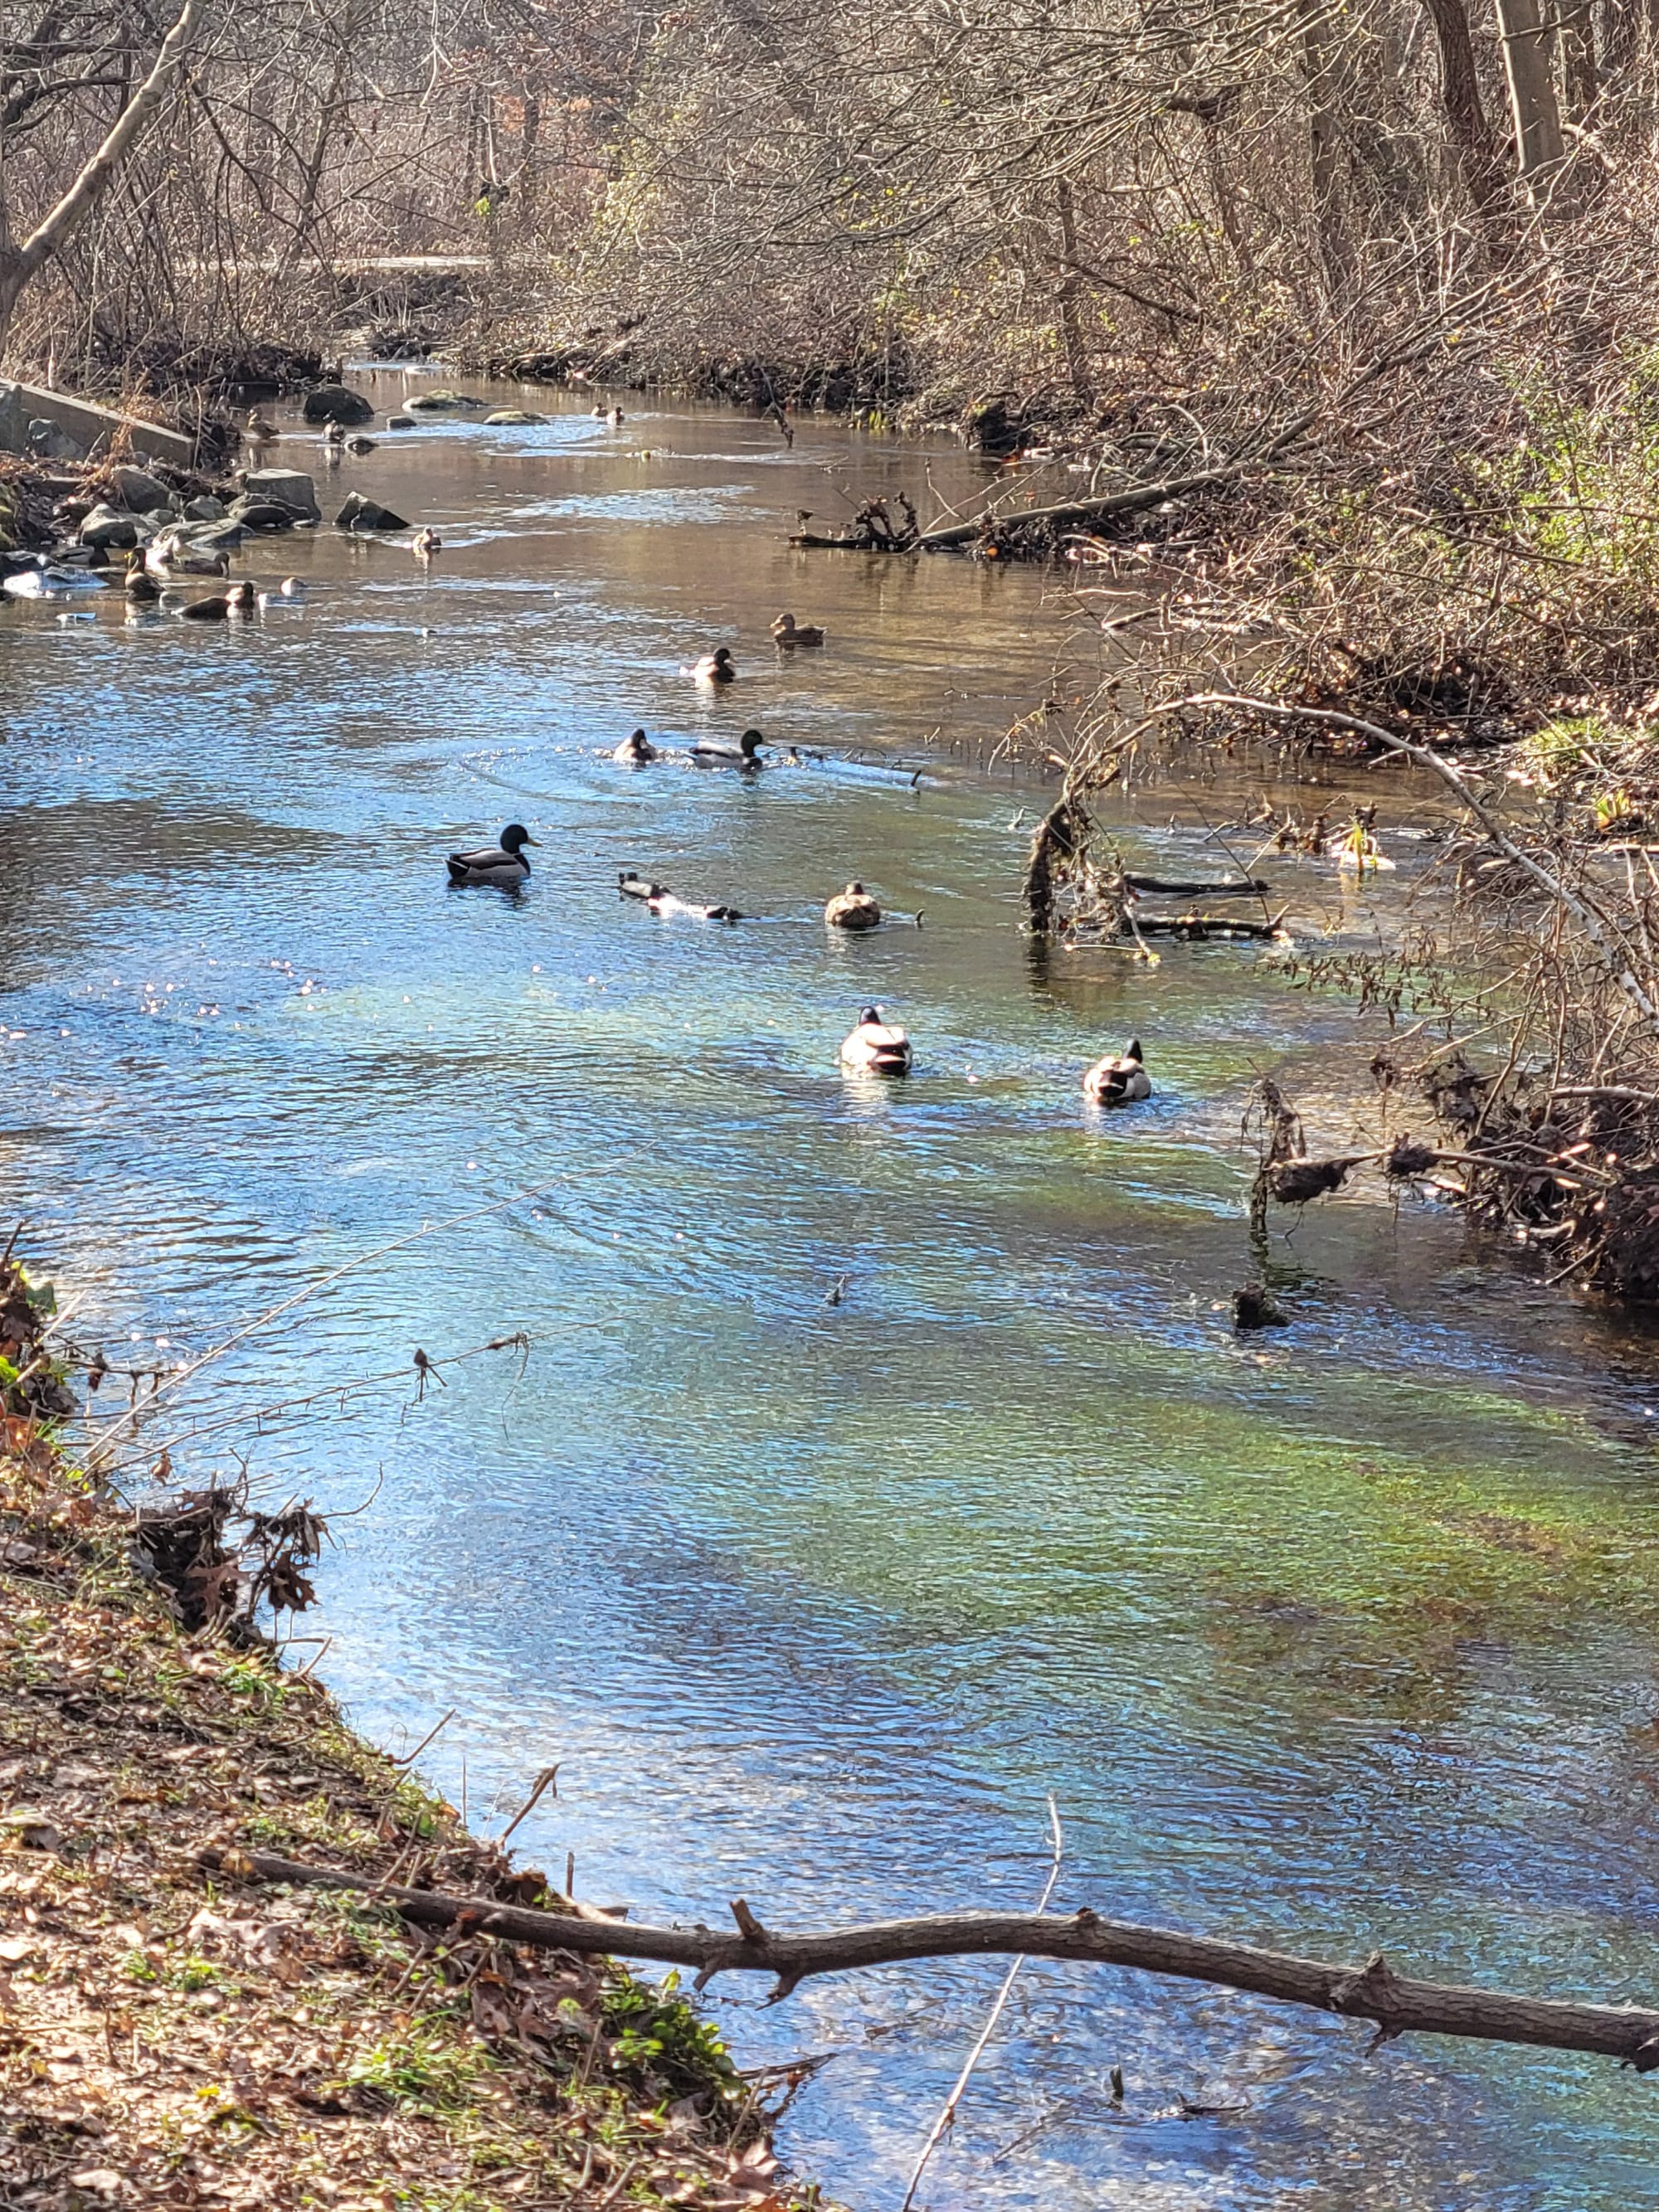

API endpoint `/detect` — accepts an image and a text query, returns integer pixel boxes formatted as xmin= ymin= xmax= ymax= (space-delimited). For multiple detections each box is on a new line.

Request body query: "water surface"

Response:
xmin=4 ymin=374 xmax=1659 ymax=2210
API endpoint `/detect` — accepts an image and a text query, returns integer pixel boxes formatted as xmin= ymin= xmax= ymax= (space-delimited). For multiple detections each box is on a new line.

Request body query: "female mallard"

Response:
xmin=245 ymin=408 xmax=277 ymax=445
xmin=686 ymin=647 xmax=737 ymax=684
xmin=690 ymin=727 xmax=765 ymax=770
xmin=412 ymin=527 xmax=442 ymax=557
xmin=446 ymin=824 xmax=539 ymax=887
xmin=840 ymin=1004 xmax=911 ymax=1075
xmin=181 ymin=581 xmax=257 ymax=622
xmin=1082 ymin=1039 xmax=1151 ymax=1106
xmin=608 ymin=406 xmax=625 ymax=426
xmin=772 ymin=612 xmax=825 ymax=648
xmin=613 ymin=728 xmax=659 ymax=763
xmin=825 ymin=881 xmax=881 ymax=930
xmin=124 ymin=566 xmax=162 ymax=604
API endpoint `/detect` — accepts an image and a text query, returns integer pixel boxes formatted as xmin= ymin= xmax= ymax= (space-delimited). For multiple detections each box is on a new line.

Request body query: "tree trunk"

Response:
xmin=0 ymin=0 xmax=200 ymax=362
xmin=1492 ymin=0 xmax=1568 ymax=188
xmin=1559 ymin=0 xmax=1599 ymax=117
xmin=1053 ymin=180 xmax=1092 ymax=406
xmin=1418 ymin=0 xmax=1512 ymax=227
xmin=1301 ymin=2 xmax=1356 ymax=302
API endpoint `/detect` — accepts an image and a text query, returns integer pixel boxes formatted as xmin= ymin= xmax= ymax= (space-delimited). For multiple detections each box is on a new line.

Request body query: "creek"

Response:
xmin=3 ymin=371 xmax=1659 ymax=2210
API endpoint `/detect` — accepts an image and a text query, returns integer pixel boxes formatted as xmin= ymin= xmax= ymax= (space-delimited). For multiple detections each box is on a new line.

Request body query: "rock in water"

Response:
xmin=1233 ymin=1284 xmax=1289 ymax=1331
xmin=301 ymin=383 xmax=374 ymax=425
xmin=485 ymin=409 xmax=544 ymax=425
xmin=227 ymin=498 xmax=300 ymax=532
xmin=76 ymin=503 xmax=139 ymax=550
xmin=238 ymin=468 xmax=320 ymax=521
xmin=106 ymin=464 xmax=171 ymax=513
xmin=333 ymin=492 xmax=411 ymax=532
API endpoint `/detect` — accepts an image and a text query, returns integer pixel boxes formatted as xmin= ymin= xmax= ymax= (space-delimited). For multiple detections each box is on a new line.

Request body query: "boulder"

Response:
xmin=182 ymin=519 xmax=250 ymax=551
xmin=76 ymin=503 xmax=138 ymax=550
xmin=402 ymin=394 xmax=457 ymax=413
xmin=27 ymin=416 xmax=87 ymax=461
xmin=238 ymin=467 xmax=320 ymax=519
xmin=106 ymin=464 xmax=170 ymax=512
xmin=301 ymin=382 xmax=374 ymax=425
xmin=485 ymin=409 xmax=544 ymax=425
xmin=334 ymin=491 xmax=409 ymax=532
xmin=182 ymin=494 xmax=226 ymax=522
xmin=387 ymin=415 xmax=416 ymax=429
xmin=227 ymin=497 xmax=300 ymax=532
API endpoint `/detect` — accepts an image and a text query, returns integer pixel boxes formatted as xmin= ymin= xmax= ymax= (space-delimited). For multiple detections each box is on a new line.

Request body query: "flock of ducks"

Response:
xmin=449 ymin=803 xmax=1152 ymax=1105
xmin=231 ymin=396 xmax=1155 ymax=1106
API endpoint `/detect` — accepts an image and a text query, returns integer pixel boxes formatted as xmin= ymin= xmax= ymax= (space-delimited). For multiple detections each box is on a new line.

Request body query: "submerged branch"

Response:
xmin=201 ymin=1845 xmax=1659 ymax=2068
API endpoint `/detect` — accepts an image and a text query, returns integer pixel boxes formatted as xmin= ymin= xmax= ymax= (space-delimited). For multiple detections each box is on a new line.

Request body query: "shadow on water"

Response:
xmin=4 ymin=370 xmax=1659 ymax=2209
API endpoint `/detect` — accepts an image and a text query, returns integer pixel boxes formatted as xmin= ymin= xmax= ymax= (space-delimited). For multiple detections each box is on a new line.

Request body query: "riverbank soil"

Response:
xmin=0 ymin=1387 xmax=813 ymax=2207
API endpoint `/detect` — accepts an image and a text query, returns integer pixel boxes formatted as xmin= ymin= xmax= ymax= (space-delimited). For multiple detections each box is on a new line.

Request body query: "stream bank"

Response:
xmin=0 ymin=1251 xmax=823 ymax=2212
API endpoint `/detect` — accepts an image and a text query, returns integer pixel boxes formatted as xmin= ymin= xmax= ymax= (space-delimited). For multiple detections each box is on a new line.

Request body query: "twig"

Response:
xmin=898 ymin=1796 xmax=1064 ymax=2212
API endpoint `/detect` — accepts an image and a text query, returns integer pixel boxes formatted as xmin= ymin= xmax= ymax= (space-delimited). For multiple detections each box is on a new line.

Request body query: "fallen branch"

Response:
xmin=199 ymin=1845 xmax=1659 ymax=2066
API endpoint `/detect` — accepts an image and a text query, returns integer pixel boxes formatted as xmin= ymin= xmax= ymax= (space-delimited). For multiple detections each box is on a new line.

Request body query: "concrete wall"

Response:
xmin=0 ymin=381 xmax=194 ymax=467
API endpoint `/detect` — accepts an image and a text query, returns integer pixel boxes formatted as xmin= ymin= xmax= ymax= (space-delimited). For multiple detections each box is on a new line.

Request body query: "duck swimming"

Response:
xmin=145 ymin=529 xmax=229 ymax=579
xmin=686 ymin=647 xmax=737 ymax=684
xmin=690 ymin=727 xmax=766 ymax=769
xmin=446 ymin=824 xmax=539 ymax=887
xmin=180 ymin=581 xmax=257 ymax=622
xmin=245 ymin=408 xmax=277 ymax=445
xmin=1082 ymin=1039 xmax=1151 ymax=1106
xmin=825 ymin=881 xmax=881 ymax=930
xmin=772 ymin=612 xmax=825 ymax=648
xmin=840 ymin=1005 xmax=912 ymax=1075
xmin=322 ymin=421 xmax=346 ymax=447
xmin=124 ymin=566 xmax=162 ymax=603
xmin=412 ymin=527 xmax=442 ymax=557
xmin=613 ymin=728 xmax=659 ymax=763
xmin=608 ymin=407 xmax=625 ymax=425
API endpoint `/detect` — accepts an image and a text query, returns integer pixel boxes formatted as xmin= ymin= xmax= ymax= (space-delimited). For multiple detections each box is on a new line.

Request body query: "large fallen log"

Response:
xmin=199 ymin=1844 xmax=1659 ymax=2066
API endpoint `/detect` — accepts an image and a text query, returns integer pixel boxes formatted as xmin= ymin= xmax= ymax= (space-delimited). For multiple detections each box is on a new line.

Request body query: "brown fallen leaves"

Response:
xmin=0 ymin=1424 xmax=835 ymax=2212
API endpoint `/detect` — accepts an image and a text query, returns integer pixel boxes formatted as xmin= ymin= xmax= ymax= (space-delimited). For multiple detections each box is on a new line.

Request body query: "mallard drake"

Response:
xmin=825 ymin=881 xmax=881 ymax=930
xmin=447 ymin=824 xmax=539 ymax=886
xmin=613 ymin=728 xmax=659 ymax=763
xmin=840 ymin=1005 xmax=911 ymax=1075
xmin=412 ymin=527 xmax=442 ymax=557
xmin=180 ymin=581 xmax=257 ymax=622
xmin=1082 ymin=1039 xmax=1151 ymax=1106
xmin=690 ymin=727 xmax=765 ymax=769
xmin=772 ymin=612 xmax=825 ymax=648
xmin=686 ymin=647 xmax=737 ymax=684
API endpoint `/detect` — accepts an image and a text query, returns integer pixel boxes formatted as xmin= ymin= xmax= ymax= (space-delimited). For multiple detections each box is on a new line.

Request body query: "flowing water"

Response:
xmin=5 ymin=372 xmax=1659 ymax=2210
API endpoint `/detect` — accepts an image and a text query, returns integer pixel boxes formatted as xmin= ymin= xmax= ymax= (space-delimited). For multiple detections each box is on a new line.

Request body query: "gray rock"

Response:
xmin=226 ymin=498 xmax=298 ymax=532
xmin=141 ymin=507 xmax=176 ymax=528
xmin=182 ymin=494 xmax=226 ymax=522
xmin=334 ymin=492 xmax=410 ymax=532
xmin=239 ymin=467 xmax=319 ymax=520
xmin=106 ymin=464 xmax=169 ymax=512
xmin=301 ymin=382 xmax=374 ymax=425
xmin=76 ymin=502 xmax=139 ymax=550
xmin=403 ymin=394 xmax=458 ymax=413
xmin=485 ymin=409 xmax=543 ymax=425
xmin=387 ymin=415 xmax=416 ymax=429
xmin=27 ymin=417 xmax=86 ymax=461
xmin=182 ymin=519 xmax=250 ymax=551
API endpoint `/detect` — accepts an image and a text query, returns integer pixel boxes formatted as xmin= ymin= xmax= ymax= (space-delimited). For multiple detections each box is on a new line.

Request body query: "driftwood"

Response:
xmin=790 ymin=413 xmax=1313 ymax=557
xmin=1131 ymin=908 xmax=1287 ymax=941
xmin=1123 ymin=873 xmax=1269 ymax=897
xmin=199 ymin=1844 xmax=1659 ymax=2067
